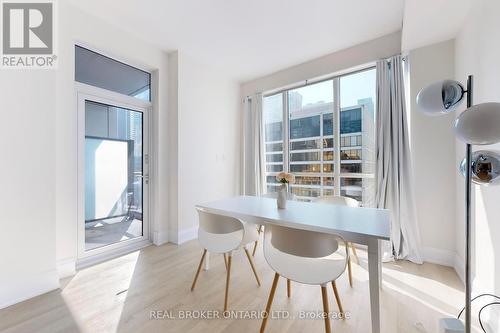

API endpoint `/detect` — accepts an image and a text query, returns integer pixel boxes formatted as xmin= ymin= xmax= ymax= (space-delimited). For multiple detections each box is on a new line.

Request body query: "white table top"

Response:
xmin=196 ymin=196 xmax=390 ymax=243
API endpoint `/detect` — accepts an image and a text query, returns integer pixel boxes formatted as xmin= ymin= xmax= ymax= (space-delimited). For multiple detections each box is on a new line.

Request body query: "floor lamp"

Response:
xmin=416 ymin=75 xmax=500 ymax=333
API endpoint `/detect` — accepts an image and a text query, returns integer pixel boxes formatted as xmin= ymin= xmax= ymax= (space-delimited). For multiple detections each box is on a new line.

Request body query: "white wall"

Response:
xmin=2 ymin=1 xmax=172 ymax=307
xmin=241 ymin=31 xmax=464 ymax=269
xmin=0 ymin=71 xmax=58 ymax=308
xmin=167 ymin=52 xmax=179 ymax=242
xmin=408 ymin=40 xmax=457 ymax=266
xmin=58 ymin=3 xmax=241 ymax=249
xmin=55 ymin=1 xmax=171 ymax=278
xmin=1 ymin=1 xmax=241 ymax=308
xmin=241 ymin=31 xmax=401 ymax=96
xmin=173 ymin=52 xmax=241 ymax=243
xmin=401 ymin=0 xmax=472 ymax=51
xmin=454 ymin=0 xmax=500 ymax=330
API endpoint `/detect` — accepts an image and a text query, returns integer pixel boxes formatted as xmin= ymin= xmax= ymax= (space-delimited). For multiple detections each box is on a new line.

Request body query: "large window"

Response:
xmin=263 ymin=68 xmax=376 ymax=206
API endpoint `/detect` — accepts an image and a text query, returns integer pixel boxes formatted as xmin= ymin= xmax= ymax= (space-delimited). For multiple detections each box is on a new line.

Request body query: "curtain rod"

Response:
xmin=261 ymin=63 xmax=377 ymax=98
xmin=386 ymin=55 xmax=407 ymax=62
xmin=244 ymin=53 xmax=406 ymax=100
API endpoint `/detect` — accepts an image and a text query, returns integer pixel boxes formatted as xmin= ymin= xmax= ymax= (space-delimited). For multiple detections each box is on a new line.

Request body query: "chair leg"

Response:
xmin=244 ymin=248 xmax=261 ymax=286
xmin=287 ymin=279 xmax=291 ymax=298
xmin=321 ymin=286 xmax=331 ymax=333
xmin=260 ymin=273 xmax=280 ymax=333
xmin=224 ymin=254 xmax=232 ymax=312
xmin=252 ymin=225 xmax=263 ymax=257
xmin=350 ymin=242 xmax=360 ymax=265
xmin=347 ymin=256 xmax=353 ymax=287
xmin=191 ymin=249 xmax=207 ymax=291
xmin=252 ymin=240 xmax=259 ymax=257
xmin=331 ymin=280 xmax=344 ymax=318
xmin=223 ymin=253 xmax=228 ymax=271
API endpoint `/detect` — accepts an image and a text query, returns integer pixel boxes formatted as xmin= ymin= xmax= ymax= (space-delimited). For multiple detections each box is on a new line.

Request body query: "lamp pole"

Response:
xmin=417 ymin=74 xmax=500 ymax=333
xmin=464 ymin=74 xmax=473 ymax=333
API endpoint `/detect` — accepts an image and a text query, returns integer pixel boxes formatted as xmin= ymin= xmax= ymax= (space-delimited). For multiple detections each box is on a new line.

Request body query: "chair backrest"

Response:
xmin=196 ymin=208 xmax=245 ymax=253
xmin=268 ymin=225 xmax=339 ymax=258
xmin=196 ymin=208 xmax=243 ymax=234
xmin=263 ymin=225 xmax=348 ymax=284
xmin=315 ymin=195 xmax=359 ymax=207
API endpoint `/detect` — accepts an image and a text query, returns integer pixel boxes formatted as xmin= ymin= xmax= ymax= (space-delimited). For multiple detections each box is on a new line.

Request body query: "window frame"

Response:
xmin=263 ymin=66 xmax=376 ymax=201
xmin=75 ymin=44 xmax=152 ymax=102
xmin=76 ymin=82 xmax=152 ymax=263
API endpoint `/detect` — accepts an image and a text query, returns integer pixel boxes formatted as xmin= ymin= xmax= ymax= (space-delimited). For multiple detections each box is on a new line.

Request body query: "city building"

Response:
xmin=264 ymin=92 xmax=375 ymax=205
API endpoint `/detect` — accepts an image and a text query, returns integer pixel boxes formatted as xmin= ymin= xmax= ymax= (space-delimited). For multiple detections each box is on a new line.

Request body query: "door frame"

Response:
xmin=76 ymin=82 xmax=153 ymax=264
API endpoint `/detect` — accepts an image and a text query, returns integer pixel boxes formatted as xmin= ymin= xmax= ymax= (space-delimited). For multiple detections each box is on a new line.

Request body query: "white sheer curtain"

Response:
xmin=376 ymin=55 xmax=423 ymax=264
xmin=243 ymin=93 xmax=265 ymax=196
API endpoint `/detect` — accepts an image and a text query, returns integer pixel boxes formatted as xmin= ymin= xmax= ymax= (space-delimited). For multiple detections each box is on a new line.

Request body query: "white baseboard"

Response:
xmin=176 ymin=226 xmax=198 ymax=245
xmin=153 ymin=230 xmax=169 ymax=246
xmin=167 ymin=228 xmax=179 ymax=244
xmin=0 ymin=269 xmax=59 ymax=310
xmin=420 ymin=247 xmax=465 ymax=287
xmin=167 ymin=226 xmax=198 ymax=245
xmin=454 ymin=253 xmax=465 ymax=285
xmin=421 ymin=246 xmax=456 ymax=267
xmin=57 ymin=258 xmax=76 ymax=279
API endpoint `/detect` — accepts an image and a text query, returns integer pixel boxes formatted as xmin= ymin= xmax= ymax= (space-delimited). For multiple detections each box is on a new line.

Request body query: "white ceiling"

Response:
xmin=68 ymin=0 xmax=404 ymax=82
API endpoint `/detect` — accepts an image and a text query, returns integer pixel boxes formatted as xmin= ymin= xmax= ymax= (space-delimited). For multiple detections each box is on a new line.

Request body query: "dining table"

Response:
xmin=195 ymin=195 xmax=390 ymax=333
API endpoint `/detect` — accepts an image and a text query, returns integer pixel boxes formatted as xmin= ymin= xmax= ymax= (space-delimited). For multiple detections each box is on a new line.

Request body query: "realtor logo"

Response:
xmin=1 ymin=0 xmax=57 ymax=68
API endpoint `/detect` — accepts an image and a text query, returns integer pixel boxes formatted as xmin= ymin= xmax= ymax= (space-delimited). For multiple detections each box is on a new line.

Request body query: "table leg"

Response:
xmin=367 ymin=238 xmax=381 ymax=333
xmin=204 ymin=252 xmax=210 ymax=271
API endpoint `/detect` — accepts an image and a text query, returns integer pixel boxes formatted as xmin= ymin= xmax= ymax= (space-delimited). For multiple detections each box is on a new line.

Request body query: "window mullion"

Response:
xmin=320 ymin=113 xmax=324 ymax=196
xmin=333 ymin=77 xmax=341 ymax=196
xmin=283 ymin=92 xmax=289 ymax=173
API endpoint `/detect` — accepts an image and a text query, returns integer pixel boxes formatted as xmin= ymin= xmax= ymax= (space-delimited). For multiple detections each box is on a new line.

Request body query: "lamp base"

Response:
xmin=439 ymin=318 xmax=465 ymax=333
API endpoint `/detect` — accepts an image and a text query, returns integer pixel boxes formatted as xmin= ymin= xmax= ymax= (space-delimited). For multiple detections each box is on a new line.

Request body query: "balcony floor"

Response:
xmin=85 ymin=216 xmax=143 ymax=251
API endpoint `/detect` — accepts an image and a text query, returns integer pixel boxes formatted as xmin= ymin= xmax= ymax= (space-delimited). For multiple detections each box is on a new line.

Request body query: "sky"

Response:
xmin=292 ymin=68 xmax=376 ymax=108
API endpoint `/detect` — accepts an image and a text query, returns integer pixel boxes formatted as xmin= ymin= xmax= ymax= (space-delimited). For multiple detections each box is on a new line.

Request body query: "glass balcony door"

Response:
xmin=77 ymin=87 xmax=150 ymax=260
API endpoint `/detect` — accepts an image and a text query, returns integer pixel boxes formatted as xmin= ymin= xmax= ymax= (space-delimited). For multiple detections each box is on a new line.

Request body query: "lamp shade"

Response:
xmin=460 ymin=150 xmax=500 ymax=185
xmin=454 ymin=102 xmax=500 ymax=145
xmin=416 ymin=80 xmax=465 ymax=115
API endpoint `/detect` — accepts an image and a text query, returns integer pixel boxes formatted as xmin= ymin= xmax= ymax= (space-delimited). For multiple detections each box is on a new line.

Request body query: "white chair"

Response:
xmin=190 ymin=208 xmax=261 ymax=312
xmin=254 ymin=191 xmax=296 ymax=298
xmin=315 ymin=195 xmax=360 ymax=287
xmin=252 ymin=191 xmax=296 ymax=256
xmin=260 ymin=225 xmax=348 ymax=333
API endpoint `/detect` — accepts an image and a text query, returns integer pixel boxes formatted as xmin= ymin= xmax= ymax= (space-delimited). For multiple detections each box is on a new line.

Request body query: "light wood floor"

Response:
xmin=0 ymin=240 xmax=471 ymax=333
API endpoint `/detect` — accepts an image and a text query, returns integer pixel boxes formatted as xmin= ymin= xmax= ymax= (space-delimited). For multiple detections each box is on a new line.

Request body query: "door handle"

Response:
xmin=135 ymin=174 xmax=149 ymax=183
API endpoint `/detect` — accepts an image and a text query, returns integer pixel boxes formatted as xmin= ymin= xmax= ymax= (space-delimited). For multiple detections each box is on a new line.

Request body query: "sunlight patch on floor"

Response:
xmin=60 ymin=251 xmax=140 ymax=332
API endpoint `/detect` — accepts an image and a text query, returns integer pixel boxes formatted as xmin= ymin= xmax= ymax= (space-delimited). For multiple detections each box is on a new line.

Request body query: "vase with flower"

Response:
xmin=275 ymin=172 xmax=295 ymax=209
